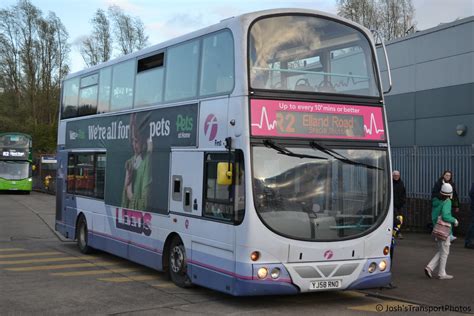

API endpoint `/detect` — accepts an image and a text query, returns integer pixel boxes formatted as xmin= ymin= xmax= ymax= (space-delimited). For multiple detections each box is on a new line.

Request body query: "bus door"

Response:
xmin=55 ymin=151 xmax=67 ymax=223
xmin=186 ymin=99 xmax=242 ymax=290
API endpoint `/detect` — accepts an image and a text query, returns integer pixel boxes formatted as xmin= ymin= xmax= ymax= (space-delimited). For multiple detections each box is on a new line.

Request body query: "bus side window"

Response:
xmin=67 ymin=154 xmax=76 ymax=194
xmin=165 ymin=39 xmax=200 ymax=102
xmin=200 ymin=30 xmax=234 ymax=96
xmin=66 ymin=152 xmax=105 ymax=200
xmin=62 ymin=78 xmax=80 ymax=119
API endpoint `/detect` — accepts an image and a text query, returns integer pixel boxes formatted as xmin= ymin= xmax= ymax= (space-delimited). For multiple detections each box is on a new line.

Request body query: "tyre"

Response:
xmin=168 ymin=237 xmax=192 ymax=288
xmin=76 ymin=215 xmax=93 ymax=254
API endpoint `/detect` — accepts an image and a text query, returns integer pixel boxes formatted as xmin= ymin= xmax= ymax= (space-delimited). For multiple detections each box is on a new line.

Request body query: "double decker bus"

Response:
xmin=56 ymin=8 xmax=393 ymax=295
xmin=0 ymin=132 xmax=33 ymax=193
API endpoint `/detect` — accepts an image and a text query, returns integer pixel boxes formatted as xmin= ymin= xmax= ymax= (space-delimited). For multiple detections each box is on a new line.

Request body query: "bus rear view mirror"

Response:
xmin=217 ymin=162 xmax=233 ymax=185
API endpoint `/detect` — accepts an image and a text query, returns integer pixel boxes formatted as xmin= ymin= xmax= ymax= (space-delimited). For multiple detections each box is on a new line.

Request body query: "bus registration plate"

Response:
xmin=310 ymin=279 xmax=341 ymax=290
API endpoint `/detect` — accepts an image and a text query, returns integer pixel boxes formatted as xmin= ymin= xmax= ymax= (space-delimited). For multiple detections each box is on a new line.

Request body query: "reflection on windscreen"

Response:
xmin=0 ymin=135 xmax=31 ymax=149
xmin=249 ymin=15 xmax=379 ymax=97
xmin=252 ymin=146 xmax=387 ymax=240
xmin=0 ymin=161 xmax=30 ymax=180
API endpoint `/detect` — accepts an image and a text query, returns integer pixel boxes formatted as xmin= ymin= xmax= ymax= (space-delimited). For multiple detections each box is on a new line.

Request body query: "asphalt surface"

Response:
xmin=1 ymin=191 xmax=473 ymax=315
xmin=363 ymin=232 xmax=474 ymax=312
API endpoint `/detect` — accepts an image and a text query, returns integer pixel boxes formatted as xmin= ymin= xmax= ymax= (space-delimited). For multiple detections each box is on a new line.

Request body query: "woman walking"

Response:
xmin=431 ymin=170 xmax=460 ymax=213
xmin=425 ymin=183 xmax=459 ymax=280
xmin=431 ymin=170 xmax=460 ymax=241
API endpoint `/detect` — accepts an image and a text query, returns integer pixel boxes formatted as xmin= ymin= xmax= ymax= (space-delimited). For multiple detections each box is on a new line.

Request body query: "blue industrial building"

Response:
xmin=378 ymin=16 xmax=473 ymax=233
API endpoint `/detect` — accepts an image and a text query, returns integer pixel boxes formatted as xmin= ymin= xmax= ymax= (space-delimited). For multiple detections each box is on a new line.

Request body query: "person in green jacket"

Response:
xmin=424 ymin=183 xmax=459 ymax=280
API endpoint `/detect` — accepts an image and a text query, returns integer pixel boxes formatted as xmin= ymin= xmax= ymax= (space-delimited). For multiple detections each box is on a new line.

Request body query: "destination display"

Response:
xmin=1 ymin=148 xmax=28 ymax=160
xmin=250 ymin=99 xmax=385 ymax=141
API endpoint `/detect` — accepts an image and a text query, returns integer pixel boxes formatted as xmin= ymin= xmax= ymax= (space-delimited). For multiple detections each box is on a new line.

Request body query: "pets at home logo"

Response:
xmin=69 ymin=129 xmax=85 ymax=141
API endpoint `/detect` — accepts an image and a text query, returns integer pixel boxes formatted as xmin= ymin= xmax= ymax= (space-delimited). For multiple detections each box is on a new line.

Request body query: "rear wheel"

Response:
xmin=169 ymin=237 xmax=192 ymax=288
xmin=76 ymin=216 xmax=92 ymax=254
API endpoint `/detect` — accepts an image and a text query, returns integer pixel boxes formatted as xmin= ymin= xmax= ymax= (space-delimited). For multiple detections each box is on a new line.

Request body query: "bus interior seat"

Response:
xmin=294 ymin=78 xmax=314 ymax=92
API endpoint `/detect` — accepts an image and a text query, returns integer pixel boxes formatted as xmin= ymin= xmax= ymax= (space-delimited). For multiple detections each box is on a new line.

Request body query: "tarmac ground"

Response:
xmin=363 ymin=231 xmax=474 ymax=313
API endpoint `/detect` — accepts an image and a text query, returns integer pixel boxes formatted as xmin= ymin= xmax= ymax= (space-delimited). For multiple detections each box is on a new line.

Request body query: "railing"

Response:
xmin=391 ymin=145 xmax=473 ymax=234
xmin=391 ymin=145 xmax=473 ymax=202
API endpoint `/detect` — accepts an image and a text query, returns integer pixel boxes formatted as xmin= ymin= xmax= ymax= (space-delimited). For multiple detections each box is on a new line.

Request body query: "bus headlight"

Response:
xmin=257 ymin=267 xmax=268 ymax=279
xmin=368 ymin=262 xmax=377 ymax=273
xmin=28 ymin=178 xmax=32 ymax=182
xmin=270 ymin=267 xmax=281 ymax=279
xmin=379 ymin=260 xmax=387 ymax=272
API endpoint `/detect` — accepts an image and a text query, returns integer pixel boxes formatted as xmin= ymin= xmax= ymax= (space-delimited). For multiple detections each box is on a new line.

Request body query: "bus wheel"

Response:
xmin=169 ymin=237 xmax=192 ymax=288
xmin=76 ymin=215 xmax=92 ymax=254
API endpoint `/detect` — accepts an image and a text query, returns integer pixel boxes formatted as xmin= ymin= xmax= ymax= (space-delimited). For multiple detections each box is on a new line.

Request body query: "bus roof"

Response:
xmin=64 ymin=8 xmax=374 ymax=80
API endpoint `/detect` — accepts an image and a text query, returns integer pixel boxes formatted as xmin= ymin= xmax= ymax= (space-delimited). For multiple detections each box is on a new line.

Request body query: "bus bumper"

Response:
xmin=233 ymin=278 xmax=299 ymax=296
xmin=347 ymin=271 xmax=392 ymax=289
xmin=0 ymin=178 xmax=32 ymax=191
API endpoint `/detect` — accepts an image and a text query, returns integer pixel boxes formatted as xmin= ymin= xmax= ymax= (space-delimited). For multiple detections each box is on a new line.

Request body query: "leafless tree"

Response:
xmin=79 ymin=9 xmax=112 ymax=67
xmin=337 ymin=0 xmax=416 ymax=41
xmin=108 ymin=5 xmax=149 ymax=55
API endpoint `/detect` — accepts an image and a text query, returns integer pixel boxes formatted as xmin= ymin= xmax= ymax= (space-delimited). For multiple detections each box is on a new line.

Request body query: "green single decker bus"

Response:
xmin=0 ymin=133 xmax=33 ymax=192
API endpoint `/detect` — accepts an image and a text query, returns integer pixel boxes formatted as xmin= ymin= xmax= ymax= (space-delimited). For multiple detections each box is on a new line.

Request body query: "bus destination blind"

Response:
xmin=250 ymin=99 xmax=385 ymax=141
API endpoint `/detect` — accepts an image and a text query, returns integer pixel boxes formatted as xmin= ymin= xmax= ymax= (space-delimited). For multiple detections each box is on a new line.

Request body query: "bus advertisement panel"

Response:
xmin=64 ymin=103 xmax=197 ymax=213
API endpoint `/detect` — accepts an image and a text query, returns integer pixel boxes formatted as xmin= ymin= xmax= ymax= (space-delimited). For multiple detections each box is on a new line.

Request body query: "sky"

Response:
xmin=1 ymin=0 xmax=473 ymax=73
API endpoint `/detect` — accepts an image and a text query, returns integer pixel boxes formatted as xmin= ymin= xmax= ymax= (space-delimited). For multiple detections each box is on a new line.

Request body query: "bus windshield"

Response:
xmin=249 ymin=15 xmax=380 ymax=97
xmin=252 ymin=144 xmax=388 ymax=241
xmin=0 ymin=161 xmax=30 ymax=180
xmin=0 ymin=134 xmax=31 ymax=149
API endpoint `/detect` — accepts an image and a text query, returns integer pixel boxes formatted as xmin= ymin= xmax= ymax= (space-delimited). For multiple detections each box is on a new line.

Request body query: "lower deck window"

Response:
xmin=67 ymin=152 xmax=106 ymax=199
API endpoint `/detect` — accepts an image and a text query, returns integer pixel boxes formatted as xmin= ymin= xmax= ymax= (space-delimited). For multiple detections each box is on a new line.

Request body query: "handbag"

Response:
xmin=432 ymin=216 xmax=451 ymax=241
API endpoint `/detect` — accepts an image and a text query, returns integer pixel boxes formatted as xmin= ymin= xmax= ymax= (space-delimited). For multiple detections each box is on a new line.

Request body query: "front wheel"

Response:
xmin=76 ymin=216 xmax=93 ymax=254
xmin=168 ymin=237 xmax=192 ymax=288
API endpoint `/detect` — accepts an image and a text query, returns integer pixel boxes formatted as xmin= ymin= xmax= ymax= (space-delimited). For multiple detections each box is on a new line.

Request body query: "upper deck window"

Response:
xmin=78 ymin=73 xmax=99 ymax=116
xmin=135 ymin=52 xmax=165 ymax=107
xmin=111 ymin=60 xmax=135 ymax=111
xmin=200 ymin=30 xmax=234 ymax=96
xmin=62 ymin=77 xmax=80 ymax=119
xmin=249 ymin=15 xmax=380 ymax=97
xmin=165 ymin=39 xmax=200 ymax=102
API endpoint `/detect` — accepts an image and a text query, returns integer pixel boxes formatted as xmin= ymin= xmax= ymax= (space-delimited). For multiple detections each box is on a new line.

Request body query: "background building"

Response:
xmin=378 ymin=16 xmax=473 ymax=234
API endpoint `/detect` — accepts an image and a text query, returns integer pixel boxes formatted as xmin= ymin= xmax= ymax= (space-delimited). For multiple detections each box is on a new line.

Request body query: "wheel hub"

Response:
xmin=170 ymin=245 xmax=185 ymax=273
xmin=79 ymin=225 xmax=86 ymax=247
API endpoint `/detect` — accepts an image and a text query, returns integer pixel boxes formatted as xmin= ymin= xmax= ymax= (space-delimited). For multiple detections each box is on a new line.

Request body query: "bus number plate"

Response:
xmin=309 ymin=279 xmax=342 ymax=290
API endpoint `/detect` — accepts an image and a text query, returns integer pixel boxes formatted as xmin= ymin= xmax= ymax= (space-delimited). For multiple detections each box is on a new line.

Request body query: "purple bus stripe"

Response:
xmin=90 ymin=230 xmax=162 ymax=254
xmin=188 ymin=259 xmax=292 ymax=283
xmin=89 ymin=230 xmax=292 ymax=284
xmin=188 ymin=259 xmax=253 ymax=280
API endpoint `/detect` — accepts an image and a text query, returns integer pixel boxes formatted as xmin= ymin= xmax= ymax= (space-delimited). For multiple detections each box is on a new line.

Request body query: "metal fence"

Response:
xmin=391 ymin=145 xmax=473 ymax=202
xmin=391 ymin=145 xmax=473 ymax=234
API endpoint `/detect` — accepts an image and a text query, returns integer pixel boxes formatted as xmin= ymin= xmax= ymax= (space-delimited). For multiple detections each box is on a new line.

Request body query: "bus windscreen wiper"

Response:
xmin=263 ymin=140 xmax=327 ymax=160
xmin=309 ymin=141 xmax=382 ymax=170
